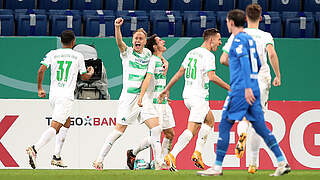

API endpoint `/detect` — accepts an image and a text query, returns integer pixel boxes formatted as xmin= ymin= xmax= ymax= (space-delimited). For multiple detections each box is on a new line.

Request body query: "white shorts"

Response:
xmin=258 ymin=76 xmax=271 ymax=113
xmin=49 ymin=97 xmax=73 ymax=125
xmin=155 ymin=104 xmax=175 ymax=130
xmin=117 ymin=94 xmax=143 ymax=125
xmin=184 ymin=98 xmax=210 ymax=123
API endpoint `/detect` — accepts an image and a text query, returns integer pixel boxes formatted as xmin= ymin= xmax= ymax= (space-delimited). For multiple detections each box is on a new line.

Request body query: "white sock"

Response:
xmin=195 ymin=123 xmax=211 ymax=153
xmin=150 ymin=126 xmax=162 ymax=162
xmin=237 ymin=120 xmax=249 ymax=136
xmin=54 ymin=126 xmax=69 ymax=158
xmin=248 ymin=128 xmax=261 ymax=166
xmin=96 ymin=130 xmax=123 ymax=162
xmin=34 ymin=127 xmax=56 ymax=152
xmin=161 ymin=137 xmax=173 ymax=158
xmin=133 ymin=137 xmax=151 ymax=156
xmin=170 ymin=129 xmax=193 ymax=158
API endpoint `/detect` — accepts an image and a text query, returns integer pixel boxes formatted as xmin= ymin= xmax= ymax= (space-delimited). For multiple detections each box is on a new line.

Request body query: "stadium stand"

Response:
xmin=270 ymin=0 xmax=300 ymax=12
xmin=16 ymin=14 xmax=47 ymax=36
xmin=150 ymin=10 xmax=182 ymax=37
xmin=171 ymin=0 xmax=201 ymax=11
xmin=38 ymin=0 xmax=70 ymax=10
xmin=0 ymin=14 xmax=14 ymax=36
xmin=5 ymin=0 xmax=35 ymax=9
xmin=204 ymin=0 xmax=235 ymax=11
xmin=0 ymin=9 xmax=13 ymax=15
xmin=116 ymin=10 xmax=148 ymax=37
xmin=15 ymin=9 xmax=46 ymax=15
xmin=105 ymin=0 xmax=134 ymax=10
xmin=304 ymin=0 xmax=320 ymax=12
xmin=184 ymin=11 xmax=216 ymax=37
xmin=72 ymin=0 xmax=103 ymax=10
xmin=237 ymin=0 xmax=268 ymax=11
xmin=0 ymin=0 xmax=2 ymax=9
xmin=137 ymin=0 xmax=169 ymax=11
xmin=49 ymin=10 xmax=81 ymax=36
xmin=216 ymin=11 xmax=230 ymax=37
xmin=83 ymin=10 xmax=115 ymax=37
xmin=282 ymin=12 xmax=315 ymax=38
xmin=259 ymin=11 xmax=282 ymax=38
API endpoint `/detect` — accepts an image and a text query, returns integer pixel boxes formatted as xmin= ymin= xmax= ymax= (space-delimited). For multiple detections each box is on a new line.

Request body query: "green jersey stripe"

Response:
xmin=204 ymin=83 xmax=209 ymax=89
xmin=128 ymin=74 xmax=146 ymax=81
xmin=205 ymin=95 xmax=209 ymax=101
xmin=129 ymin=61 xmax=148 ymax=69
xmin=154 ymin=73 xmax=166 ymax=80
xmin=154 ymin=85 xmax=165 ymax=92
xmin=153 ymin=98 xmax=167 ymax=104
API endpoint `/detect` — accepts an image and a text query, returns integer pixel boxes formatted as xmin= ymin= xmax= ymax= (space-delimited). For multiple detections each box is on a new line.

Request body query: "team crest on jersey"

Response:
xmin=236 ymin=45 xmax=243 ymax=54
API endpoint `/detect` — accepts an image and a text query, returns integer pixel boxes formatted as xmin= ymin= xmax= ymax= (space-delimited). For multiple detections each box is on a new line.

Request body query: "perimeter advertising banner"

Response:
xmin=0 ymin=99 xmax=319 ymax=170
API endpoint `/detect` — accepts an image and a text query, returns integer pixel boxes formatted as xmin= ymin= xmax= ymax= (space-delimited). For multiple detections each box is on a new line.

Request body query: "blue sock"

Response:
xmin=251 ymin=120 xmax=285 ymax=162
xmin=215 ymin=118 xmax=234 ymax=166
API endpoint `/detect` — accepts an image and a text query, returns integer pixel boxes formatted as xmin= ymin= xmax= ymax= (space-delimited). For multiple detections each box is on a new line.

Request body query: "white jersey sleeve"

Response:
xmin=120 ymin=46 xmax=131 ymax=60
xmin=265 ymin=32 xmax=274 ymax=47
xmin=181 ymin=52 xmax=190 ymax=69
xmin=205 ymin=53 xmax=216 ymax=72
xmin=146 ymin=57 xmax=156 ymax=74
xmin=222 ymin=34 xmax=235 ymax=54
xmin=40 ymin=50 xmax=53 ymax=68
xmin=78 ymin=54 xmax=87 ymax=75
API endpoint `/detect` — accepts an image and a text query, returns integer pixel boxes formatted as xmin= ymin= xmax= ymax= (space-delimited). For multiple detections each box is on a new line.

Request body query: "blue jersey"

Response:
xmin=228 ymin=32 xmax=261 ymax=96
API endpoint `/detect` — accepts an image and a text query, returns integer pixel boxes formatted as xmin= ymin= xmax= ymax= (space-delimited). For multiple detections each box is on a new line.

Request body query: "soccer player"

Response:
xmin=93 ymin=18 xmax=162 ymax=170
xmin=126 ymin=34 xmax=175 ymax=170
xmin=220 ymin=4 xmax=282 ymax=174
xmin=159 ymin=28 xmax=230 ymax=171
xmin=197 ymin=9 xmax=290 ymax=176
xmin=26 ymin=30 xmax=94 ymax=169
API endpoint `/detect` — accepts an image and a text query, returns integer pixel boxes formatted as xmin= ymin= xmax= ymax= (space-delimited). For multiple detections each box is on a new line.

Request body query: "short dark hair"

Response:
xmin=227 ymin=9 xmax=246 ymax=27
xmin=146 ymin=34 xmax=158 ymax=53
xmin=203 ymin=28 xmax=220 ymax=41
xmin=246 ymin=4 xmax=262 ymax=22
xmin=61 ymin=30 xmax=75 ymax=45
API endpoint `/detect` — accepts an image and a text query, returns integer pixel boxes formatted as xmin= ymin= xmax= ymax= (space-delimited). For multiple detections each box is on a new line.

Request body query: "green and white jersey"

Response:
xmin=40 ymin=48 xmax=87 ymax=100
xmin=223 ymin=28 xmax=274 ymax=79
xmin=181 ymin=47 xmax=216 ymax=101
xmin=120 ymin=47 xmax=151 ymax=98
xmin=146 ymin=55 xmax=167 ymax=104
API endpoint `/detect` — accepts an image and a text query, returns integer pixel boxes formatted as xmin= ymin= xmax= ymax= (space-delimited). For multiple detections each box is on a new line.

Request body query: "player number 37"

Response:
xmin=57 ymin=61 xmax=73 ymax=82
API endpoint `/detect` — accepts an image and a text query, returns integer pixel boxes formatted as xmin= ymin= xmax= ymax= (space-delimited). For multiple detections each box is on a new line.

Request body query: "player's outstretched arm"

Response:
xmin=266 ymin=44 xmax=281 ymax=86
xmin=37 ymin=65 xmax=48 ymax=98
xmin=115 ymin=17 xmax=127 ymax=53
xmin=138 ymin=73 xmax=152 ymax=107
xmin=81 ymin=66 xmax=94 ymax=81
xmin=220 ymin=51 xmax=230 ymax=66
xmin=208 ymin=71 xmax=230 ymax=91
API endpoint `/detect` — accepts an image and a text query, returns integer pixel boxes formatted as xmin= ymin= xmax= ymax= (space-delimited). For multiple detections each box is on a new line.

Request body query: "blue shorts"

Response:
xmin=222 ymin=92 xmax=264 ymax=122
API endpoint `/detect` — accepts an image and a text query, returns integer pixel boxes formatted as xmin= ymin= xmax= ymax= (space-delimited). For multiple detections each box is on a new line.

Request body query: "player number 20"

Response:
xmin=186 ymin=58 xmax=197 ymax=80
xmin=57 ymin=61 xmax=73 ymax=82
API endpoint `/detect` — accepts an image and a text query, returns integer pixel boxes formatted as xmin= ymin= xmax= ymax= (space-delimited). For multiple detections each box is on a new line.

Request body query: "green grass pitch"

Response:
xmin=0 ymin=169 xmax=319 ymax=180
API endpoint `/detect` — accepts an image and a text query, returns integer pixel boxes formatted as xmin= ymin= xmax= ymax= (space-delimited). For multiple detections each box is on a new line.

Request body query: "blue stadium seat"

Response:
xmin=270 ymin=0 xmax=300 ymax=12
xmin=184 ymin=11 xmax=216 ymax=37
xmin=204 ymin=0 xmax=235 ymax=11
xmin=49 ymin=10 xmax=81 ymax=36
xmin=38 ymin=0 xmax=70 ymax=10
xmin=72 ymin=0 xmax=103 ymax=10
xmin=5 ymin=0 xmax=35 ymax=9
xmin=315 ymin=12 xmax=320 ymax=37
xmin=83 ymin=10 xmax=115 ymax=37
xmin=105 ymin=0 xmax=134 ymax=10
xmin=15 ymin=9 xmax=46 ymax=15
xmin=259 ymin=12 xmax=282 ymax=38
xmin=48 ymin=10 xmax=81 ymax=16
xmin=137 ymin=0 xmax=169 ymax=11
xmin=282 ymin=12 xmax=315 ymax=38
xmin=16 ymin=14 xmax=47 ymax=36
xmin=116 ymin=11 xmax=148 ymax=37
xmin=216 ymin=11 xmax=229 ymax=37
xmin=0 ymin=15 xmax=14 ymax=35
xmin=171 ymin=0 xmax=201 ymax=11
xmin=237 ymin=0 xmax=268 ymax=11
xmin=304 ymin=0 xmax=320 ymax=12
xmin=0 ymin=9 xmax=13 ymax=15
xmin=0 ymin=0 xmax=3 ymax=9
xmin=150 ymin=10 xmax=182 ymax=37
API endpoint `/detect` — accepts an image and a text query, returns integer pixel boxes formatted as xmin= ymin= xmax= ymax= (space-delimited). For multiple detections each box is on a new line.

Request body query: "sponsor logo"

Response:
xmin=46 ymin=116 xmax=117 ymax=127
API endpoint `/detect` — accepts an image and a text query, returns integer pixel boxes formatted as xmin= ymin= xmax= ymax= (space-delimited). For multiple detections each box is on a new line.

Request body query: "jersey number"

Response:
xmin=57 ymin=61 xmax=72 ymax=82
xmin=249 ymin=48 xmax=258 ymax=73
xmin=186 ymin=58 xmax=197 ymax=80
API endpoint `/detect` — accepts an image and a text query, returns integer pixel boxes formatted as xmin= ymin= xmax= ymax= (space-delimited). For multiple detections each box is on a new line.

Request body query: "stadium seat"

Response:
xmin=216 ymin=11 xmax=229 ymax=37
xmin=171 ymin=0 xmax=201 ymax=11
xmin=204 ymin=0 xmax=235 ymax=11
xmin=304 ymin=0 xmax=320 ymax=12
xmin=105 ymin=0 xmax=134 ymax=10
xmin=15 ymin=9 xmax=46 ymax=15
xmin=0 ymin=0 xmax=2 ymax=9
xmin=49 ymin=10 xmax=81 ymax=36
xmin=259 ymin=12 xmax=282 ymax=38
xmin=38 ymin=0 xmax=70 ymax=10
xmin=270 ymin=0 xmax=300 ymax=12
xmin=237 ymin=0 xmax=268 ymax=11
xmin=0 ymin=9 xmax=13 ymax=15
xmin=0 ymin=15 xmax=14 ymax=36
xmin=116 ymin=11 xmax=148 ymax=37
xmin=83 ymin=10 xmax=115 ymax=37
xmin=282 ymin=12 xmax=315 ymax=38
xmin=150 ymin=10 xmax=182 ymax=37
xmin=184 ymin=11 xmax=216 ymax=37
xmin=16 ymin=14 xmax=47 ymax=36
xmin=137 ymin=0 xmax=169 ymax=11
xmin=5 ymin=0 xmax=35 ymax=9
xmin=72 ymin=0 xmax=103 ymax=10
